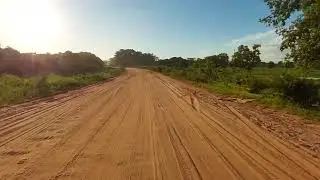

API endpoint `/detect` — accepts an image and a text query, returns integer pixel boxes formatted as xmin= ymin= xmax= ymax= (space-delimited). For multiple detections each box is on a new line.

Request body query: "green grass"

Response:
xmin=203 ymin=81 xmax=320 ymax=120
xmin=150 ymin=66 xmax=320 ymax=120
xmin=0 ymin=67 xmax=124 ymax=106
xmin=204 ymin=82 xmax=260 ymax=99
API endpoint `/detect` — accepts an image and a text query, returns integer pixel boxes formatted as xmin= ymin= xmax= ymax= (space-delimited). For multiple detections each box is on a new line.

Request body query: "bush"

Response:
xmin=248 ymin=78 xmax=271 ymax=93
xmin=0 ymin=75 xmax=34 ymax=104
xmin=0 ymin=67 xmax=124 ymax=106
xmin=36 ymin=76 xmax=51 ymax=97
xmin=185 ymin=68 xmax=209 ymax=83
xmin=277 ymin=75 xmax=320 ymax=107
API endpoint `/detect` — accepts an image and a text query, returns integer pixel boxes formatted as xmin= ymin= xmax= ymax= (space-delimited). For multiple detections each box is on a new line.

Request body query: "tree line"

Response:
xmin=0 ymin=47 xmax=105 ymax=76
xmin=110 ymin=0 xmax=319 ymax=70
xmin=109 ymin=45 xmax=290 ymax=70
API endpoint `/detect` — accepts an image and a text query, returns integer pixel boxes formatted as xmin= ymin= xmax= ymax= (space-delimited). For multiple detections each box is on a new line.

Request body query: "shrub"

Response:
xmin=233 ymin=71 xmax=250 ymax=85
xmin=0 ymin=68 xmax=124 ymax=106
xmin=0 ymin=75 xmax=34 ymax=104
xmin=248 ymin=78 xmax=271 ymax=93
xmin=277 ymin=75 xmax=320 ymax=107
xmin=185 ymin=68 xmax=209 ymax=83
xmin=36 ymin=76 xmax=51 ymax=97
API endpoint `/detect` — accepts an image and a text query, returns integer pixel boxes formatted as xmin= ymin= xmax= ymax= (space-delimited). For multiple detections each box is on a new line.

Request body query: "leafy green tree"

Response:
xmin=111 ymin=49 xmax=157 ymax=67
xmin=231 ymin=44 xmax=261 ymax=70
xmin=216 ymin=53 xmax=230 ymax=68
xmin=204 ymin=53 xmax=229 ymax=68
xmin=261 ymin=0 xmax=320 ymax=68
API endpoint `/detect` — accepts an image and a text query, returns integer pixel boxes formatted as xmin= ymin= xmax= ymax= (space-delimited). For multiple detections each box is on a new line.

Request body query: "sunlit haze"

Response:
xmin=0 ymin=0 xmax=285 ymax=61
xmin=0 ymin=0 xmax=64 ymax=53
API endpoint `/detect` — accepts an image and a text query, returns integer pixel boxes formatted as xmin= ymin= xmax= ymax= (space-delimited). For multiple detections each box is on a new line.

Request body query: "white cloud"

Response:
xmin=227 ymin=30 xmax=286 ymax=62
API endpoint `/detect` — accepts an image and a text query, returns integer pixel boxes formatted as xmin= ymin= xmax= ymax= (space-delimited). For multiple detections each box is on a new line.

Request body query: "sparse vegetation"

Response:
xmin=146 ymin=55 xmax=320 ymax=118
xmin=0 ymin=46 xmax=124 ymax=106
xmin=109 ymin=46 xmax=319 ymax=118
xmin=0 ymin=67 xmax=124 ymax=106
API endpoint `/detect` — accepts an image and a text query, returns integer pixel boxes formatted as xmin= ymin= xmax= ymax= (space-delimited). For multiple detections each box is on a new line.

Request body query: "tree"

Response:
xmin=277 ymin=61 xmax=284 ymax=67
xmin=284 ymin=60 xmax=295 ymax=68
xmin=111 ymin=49 xmax=157 ymax=67
xmin=204 ymin=53 xmax=229 ymax=68
xmin=261 ymin=0 xmax=320 ymax=68
xmin=0 ymin=46 xmax=104 ymax=76
xmin=156 ymin=57 xmax=192 ymax=69
xmin=267 ymin=61 xmax=276 ymax=68
xmin=231 ymin=44 xmax=261 ymax=70
xmin=216 ymin=53 xmax=229 ymax=68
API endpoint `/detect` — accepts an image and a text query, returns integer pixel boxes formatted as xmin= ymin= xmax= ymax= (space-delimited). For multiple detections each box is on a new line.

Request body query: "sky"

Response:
xmin=0 ymin=0 xmax=285 ymax=62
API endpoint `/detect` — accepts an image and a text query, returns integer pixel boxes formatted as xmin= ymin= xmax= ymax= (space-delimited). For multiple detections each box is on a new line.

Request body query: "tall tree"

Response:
xmin=111 ymin=49 xmax=157 ymax=67
xmin=261 ymin=0 xmax=320 ymax=68
xmin=231 ymin=44 xmax=261 ymax=70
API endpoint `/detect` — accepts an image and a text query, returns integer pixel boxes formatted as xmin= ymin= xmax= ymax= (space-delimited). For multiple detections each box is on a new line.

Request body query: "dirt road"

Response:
xmin=0 ymin=69 xmax=319 ymax=180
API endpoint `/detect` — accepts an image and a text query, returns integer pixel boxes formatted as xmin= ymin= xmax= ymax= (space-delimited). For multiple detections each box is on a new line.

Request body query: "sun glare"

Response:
xmin=2 ymin=0 xmax=62 ymax=50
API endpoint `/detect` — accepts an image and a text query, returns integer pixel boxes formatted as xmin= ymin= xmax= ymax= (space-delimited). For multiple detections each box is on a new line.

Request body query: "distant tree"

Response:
xmin=58 ymin=51 xmax=104 ymax=74
xmin=111 ymin=49 xmax=157 ymax=67
xmin=259 ymin=62 xmax=268 ymax=67
xmin=231 ymin=44 xmax=261 ymax=70
xmin=261 ymin=0 xmax=320 ymax=68
xmin=156 ymin=57 xmax=192 ymax=69
xmin=204 ymin=53 xmax=229 ymax=68
xmin=0 ymin=47 xmax=104 ymax=76
xmin=284 ymin=60 xmax=295 ymax=68
xmin=277 ymin=61 xmax=283 ymax=67
xmin=267 ymin=61 xmax=276 ymax=68
xmin=187 ymin=58 xmax=196 ymax=61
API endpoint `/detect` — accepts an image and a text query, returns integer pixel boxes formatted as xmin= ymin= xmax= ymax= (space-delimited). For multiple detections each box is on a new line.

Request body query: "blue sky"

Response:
xmin=0 ymin=0 xmax=285 ymax=61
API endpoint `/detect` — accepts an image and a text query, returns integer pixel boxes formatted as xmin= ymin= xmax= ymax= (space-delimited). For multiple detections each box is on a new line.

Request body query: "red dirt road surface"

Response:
xmin=0 ymin=69 xmax=319 ymax=180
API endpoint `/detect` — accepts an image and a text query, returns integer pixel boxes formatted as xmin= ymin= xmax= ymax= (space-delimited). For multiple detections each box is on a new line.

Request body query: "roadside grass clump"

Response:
xmin=276 ymin=75 xmax=320 ymax=107
xmin=248 ymin=78 xmax=272 ymax=93
xmin=0 ymin=67 xmax=124 ymax=106
xmin=0 ymin=74 xmax=34 ymax=104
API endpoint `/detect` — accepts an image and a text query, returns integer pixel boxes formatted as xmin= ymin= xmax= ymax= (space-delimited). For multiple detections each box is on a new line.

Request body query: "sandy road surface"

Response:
xmin=0 ymin=69 xmax=319 ymax=180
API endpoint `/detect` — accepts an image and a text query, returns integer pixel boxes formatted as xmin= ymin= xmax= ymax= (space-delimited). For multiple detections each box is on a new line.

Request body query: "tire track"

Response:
xmin=13 ymin=84 xmax=128 ymax=179
xmin=52 ymin=96 xmax=132 ymax=180
xmin=0 ymin=82 xmax=124 ymax=147
xmin=162 ymin=82 xmax=276 ymax=179
xmin=158 ymin=74 xmax=318 ymax=179
xmin=0 ymin=77 xmax=125 ymax=126
xmin=167 ymin=98 xmax=246 ymax=180
xmin=154 ymin=97 xmax=203 ymax=180
xmin=225 ymin=104 xmax=320 ymax=177
xmin=162 ymin=93 xmax=244 ymax=180
xmin=1 ymin=69 xmax=319 ymax=180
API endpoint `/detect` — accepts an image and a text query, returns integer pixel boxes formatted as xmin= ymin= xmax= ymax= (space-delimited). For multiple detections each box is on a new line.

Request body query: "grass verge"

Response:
xmin=0 ymin=67 xmax=125 ymax=106
xmin=202 ymin=82 xmax=320 ymax=120
xmin=149 ymin=67 xmax=320 ymax=120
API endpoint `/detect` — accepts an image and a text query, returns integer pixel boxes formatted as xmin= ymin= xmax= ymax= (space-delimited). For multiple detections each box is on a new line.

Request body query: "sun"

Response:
xmin=2 ymin=0 xmax=62 ymax=50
